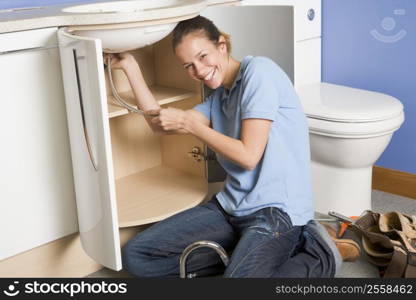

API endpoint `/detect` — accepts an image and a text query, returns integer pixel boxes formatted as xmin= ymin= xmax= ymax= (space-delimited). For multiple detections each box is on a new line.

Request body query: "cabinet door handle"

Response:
xmin=72 ymin=49 xmax=99 ymax=171
xmin=0 ymin=45 xmax=58 ymax=55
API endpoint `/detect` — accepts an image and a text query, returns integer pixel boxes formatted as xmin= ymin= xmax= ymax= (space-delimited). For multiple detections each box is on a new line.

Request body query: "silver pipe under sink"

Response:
xmin=179 ymin=240 xmax=229 ymax=278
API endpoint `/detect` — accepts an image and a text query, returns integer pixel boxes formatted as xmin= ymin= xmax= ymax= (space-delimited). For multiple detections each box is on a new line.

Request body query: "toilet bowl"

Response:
xmin=296 ymin=82 xmax=404 ymax=216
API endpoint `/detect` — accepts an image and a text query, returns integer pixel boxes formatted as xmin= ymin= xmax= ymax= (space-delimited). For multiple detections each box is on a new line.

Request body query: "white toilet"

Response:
xmin=296 ymin=82 xmax=404 ymax=217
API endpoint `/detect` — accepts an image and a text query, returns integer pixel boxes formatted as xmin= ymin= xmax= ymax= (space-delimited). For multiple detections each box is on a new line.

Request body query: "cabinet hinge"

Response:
xmin=187 ymin=146 xmax=215 ymax=162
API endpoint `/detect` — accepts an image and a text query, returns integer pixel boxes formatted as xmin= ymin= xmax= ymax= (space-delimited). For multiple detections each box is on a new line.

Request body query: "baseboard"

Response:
xmin=372 ymin=166 xmax=416 ymax=200
xmin=0 ymin=226 xmax=144 ymax=278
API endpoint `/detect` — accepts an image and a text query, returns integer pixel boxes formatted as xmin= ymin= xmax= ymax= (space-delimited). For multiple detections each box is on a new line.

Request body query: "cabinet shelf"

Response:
xmin=116 ymin=165 xmax=207 ymax=228
xmin=107 ymin=85 xmax=197 ymax=118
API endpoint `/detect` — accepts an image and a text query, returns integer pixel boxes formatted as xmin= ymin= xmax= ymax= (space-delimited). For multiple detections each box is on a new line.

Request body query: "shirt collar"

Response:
xmin=221 ymin=56 xmax=250 ymax=100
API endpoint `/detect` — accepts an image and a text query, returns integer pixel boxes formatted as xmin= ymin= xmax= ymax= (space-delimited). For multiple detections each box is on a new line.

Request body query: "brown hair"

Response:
xmin=172 ymin=15 xmax=232 ymax=53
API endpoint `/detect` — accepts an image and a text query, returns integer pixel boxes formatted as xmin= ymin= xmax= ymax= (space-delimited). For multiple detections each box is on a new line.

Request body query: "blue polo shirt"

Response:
xmin=194 ymin=56 xmax=313 ymax=226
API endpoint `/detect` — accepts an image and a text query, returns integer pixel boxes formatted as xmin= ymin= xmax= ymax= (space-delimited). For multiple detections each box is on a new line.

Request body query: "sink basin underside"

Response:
xmin=64 ymin=0 xmax=207 ymax=52
xmin=74 ymin=22 xmax=178 ymax=52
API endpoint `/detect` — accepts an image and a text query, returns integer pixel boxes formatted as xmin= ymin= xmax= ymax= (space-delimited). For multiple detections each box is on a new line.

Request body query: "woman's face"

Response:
xmin=174 ymin=33 xmax=228 ymax=90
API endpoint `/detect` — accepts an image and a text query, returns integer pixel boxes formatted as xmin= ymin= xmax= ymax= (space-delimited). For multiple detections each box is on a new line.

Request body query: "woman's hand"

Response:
xmin=149 ymin=107 xmax=192 ymax=134
xmin=103 ymin=52 xmax=137 ymax=72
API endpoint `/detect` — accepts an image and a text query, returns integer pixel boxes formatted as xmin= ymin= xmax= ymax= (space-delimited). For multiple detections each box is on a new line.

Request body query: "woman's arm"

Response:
xmin=152 ymin=108 xmax=271 ymax=170
xmin=190 ymin=118 xmax=272 ymax=170
xmin=105 ymin=53 xmax=161 ymax=131
xmin=105 ymin=53 xmax=210 ymax=133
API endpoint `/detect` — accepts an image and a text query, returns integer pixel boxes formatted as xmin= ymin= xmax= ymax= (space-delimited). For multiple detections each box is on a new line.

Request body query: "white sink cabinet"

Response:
xmin=0 ymin=27 xmax=77 ymax=261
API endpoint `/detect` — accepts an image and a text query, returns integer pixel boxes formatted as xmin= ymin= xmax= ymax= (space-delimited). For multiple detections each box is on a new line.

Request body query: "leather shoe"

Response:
xmin=320 ymin=222 xmax=361 ymax=262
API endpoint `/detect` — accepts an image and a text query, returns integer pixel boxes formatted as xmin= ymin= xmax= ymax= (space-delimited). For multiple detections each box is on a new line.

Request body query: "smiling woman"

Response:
xmin=110 ymin=15 xmax=339 ymax=278
xmin=173 ymin=19 xmax=235 ymax=90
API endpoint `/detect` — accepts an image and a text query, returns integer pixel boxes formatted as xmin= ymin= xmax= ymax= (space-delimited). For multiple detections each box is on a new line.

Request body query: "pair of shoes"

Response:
xmin=320 ymin=222 xmax=361 ymax=262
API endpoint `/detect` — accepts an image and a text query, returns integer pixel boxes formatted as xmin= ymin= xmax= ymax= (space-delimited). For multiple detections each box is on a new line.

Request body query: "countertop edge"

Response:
xmin=0 ymin=0 xmax=211 ymax=34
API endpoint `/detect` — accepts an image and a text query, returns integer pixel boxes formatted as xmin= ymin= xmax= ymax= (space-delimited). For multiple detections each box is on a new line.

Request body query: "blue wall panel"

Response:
xmin=322 ymin=0 xmax=416 ymax=174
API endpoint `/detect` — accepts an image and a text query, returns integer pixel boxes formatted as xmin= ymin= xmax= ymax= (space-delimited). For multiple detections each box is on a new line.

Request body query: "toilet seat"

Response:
xmin=297 ymin=83 xmax=405 ymax=138
xmin=307 ymin=112 xmax=404 ymax=138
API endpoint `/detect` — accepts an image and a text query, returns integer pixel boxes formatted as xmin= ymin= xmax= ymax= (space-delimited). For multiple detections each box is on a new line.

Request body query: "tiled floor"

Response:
xmin=86 ymin=190 xmax=416 ymax=278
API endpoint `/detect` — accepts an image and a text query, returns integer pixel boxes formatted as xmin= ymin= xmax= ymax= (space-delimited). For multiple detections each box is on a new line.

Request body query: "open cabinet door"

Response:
xmin=58 ymin=28 xmax=121 ymax=271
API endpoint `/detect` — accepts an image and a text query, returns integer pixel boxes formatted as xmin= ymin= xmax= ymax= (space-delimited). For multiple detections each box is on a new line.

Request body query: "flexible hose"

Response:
xmin=107 ymin=56 xmax=147 ymax=115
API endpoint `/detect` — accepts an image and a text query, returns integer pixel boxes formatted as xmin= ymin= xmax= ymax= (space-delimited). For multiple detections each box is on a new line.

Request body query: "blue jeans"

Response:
xmin=122 ymin=198 xmax=339 ymax=278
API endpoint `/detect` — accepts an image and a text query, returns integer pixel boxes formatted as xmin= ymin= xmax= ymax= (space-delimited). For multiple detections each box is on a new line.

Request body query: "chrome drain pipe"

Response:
xmin=179 ymin=240 xmax=229 ymax=278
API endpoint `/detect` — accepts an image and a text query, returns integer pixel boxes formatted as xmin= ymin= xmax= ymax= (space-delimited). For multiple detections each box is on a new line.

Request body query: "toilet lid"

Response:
xmin=296 ymin=83 xmax=403 ymax=122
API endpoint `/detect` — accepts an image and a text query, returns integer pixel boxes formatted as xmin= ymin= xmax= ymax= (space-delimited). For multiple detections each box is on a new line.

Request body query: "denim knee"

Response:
xmin=122 ymin=236 xmax=179 ymax=278
xmin=122 ymin=237 xmax=163 ymax=277
xmin=122 ymin=239 xmax=146 ymax=277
